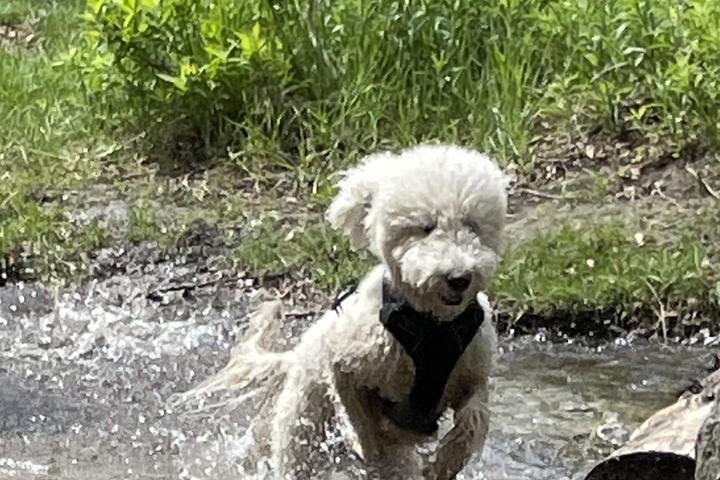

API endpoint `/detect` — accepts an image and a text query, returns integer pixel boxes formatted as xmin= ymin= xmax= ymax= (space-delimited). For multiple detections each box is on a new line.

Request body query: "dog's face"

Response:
xmin=327 ymin=144 xmax=508 ymax=320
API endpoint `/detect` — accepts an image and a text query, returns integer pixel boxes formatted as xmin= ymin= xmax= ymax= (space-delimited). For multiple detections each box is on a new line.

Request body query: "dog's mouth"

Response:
xmin=442 ymin=293 xmax=463 ymax=306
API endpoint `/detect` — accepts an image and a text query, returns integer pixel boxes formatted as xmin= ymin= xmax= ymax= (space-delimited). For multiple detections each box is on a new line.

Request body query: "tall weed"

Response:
xmin=76 ymin=0 xmax=720 ymax=181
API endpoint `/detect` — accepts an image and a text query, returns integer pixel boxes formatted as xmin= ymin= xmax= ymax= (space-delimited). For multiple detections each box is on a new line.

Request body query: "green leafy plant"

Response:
xmin=73 ymin=0 xmax=554 ymax=176
xmin=75 ymin=0 xmax=720 ymax=182
xmin=539 ymin=0 xmax=720 ymax=145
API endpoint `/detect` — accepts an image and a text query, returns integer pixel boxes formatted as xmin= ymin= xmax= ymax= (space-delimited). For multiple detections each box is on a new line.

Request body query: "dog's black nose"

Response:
xmin=446 ymin=274 xmax=472 ymax=292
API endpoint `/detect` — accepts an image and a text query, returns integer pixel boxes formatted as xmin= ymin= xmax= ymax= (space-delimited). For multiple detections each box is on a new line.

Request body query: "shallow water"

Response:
xmin=0 ymin=245 xmax=715 ymax=479
xmin=477 ymin=340 xmax=710 ymax=480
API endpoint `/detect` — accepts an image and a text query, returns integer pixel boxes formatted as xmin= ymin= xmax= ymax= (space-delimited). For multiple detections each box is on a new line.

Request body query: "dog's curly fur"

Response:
xmin=183 ymin=144 xmax=509 ymax=479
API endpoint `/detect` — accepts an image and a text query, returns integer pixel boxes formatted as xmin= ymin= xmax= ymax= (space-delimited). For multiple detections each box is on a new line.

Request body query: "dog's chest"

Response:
xmin=374 ymin=335 xmax=416 ymax=399
xmin=331 ymin=274 xmax=483 ymax=435
xmin=370 ymin=331 xmax=469 ymax=410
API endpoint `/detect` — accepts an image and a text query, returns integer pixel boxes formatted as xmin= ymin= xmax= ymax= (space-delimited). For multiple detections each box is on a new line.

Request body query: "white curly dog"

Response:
xmin=186 ymin=144 xmax=509 ymax=480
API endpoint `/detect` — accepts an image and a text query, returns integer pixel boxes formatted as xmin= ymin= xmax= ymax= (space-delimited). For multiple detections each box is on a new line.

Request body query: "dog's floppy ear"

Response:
xmin=326 ymin=152 xmax=393 ymax=248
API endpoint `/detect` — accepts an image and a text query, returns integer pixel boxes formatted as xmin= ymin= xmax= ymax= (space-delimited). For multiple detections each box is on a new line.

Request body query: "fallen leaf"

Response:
xmin=634 ymin=232 xmax=645 ymax=246
xmin=585 ymin=144 xmax=595 ymax=159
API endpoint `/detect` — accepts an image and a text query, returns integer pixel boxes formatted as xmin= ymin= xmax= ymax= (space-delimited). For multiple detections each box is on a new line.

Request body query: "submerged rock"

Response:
xmin=586 ymin=368 xmax=720 ymax=480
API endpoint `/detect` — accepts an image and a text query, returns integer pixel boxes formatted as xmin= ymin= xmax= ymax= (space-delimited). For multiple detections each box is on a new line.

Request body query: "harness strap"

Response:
xmin=378 ymin=281 xmax=484 ymax=435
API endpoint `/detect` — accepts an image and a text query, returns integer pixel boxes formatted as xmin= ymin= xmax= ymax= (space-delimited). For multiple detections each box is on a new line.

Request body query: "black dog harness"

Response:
xmin=376 ymin=281 xmax=484 ymax=435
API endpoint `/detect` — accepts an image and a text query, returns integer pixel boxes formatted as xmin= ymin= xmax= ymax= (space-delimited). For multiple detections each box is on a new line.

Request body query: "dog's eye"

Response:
xmin=422 ymin=224 xmax=436 ymax=234
xmin=464 ymin=220 xmax=481 ymax=234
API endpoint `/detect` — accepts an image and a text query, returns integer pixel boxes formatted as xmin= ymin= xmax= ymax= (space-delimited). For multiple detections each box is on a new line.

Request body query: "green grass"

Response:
xmin=125 ymin=202 xmax=166 ymax=244
xmin=74 ymin=0 xmax=720 ymax=188
xmin=2 ymin=0 xmax=720 ymax=331
xmin=0 ymin=0 xmax=111 ymax=279
xmin=493 ymin=222 xmax=718 ymax=317
xmin=236 ymin=221 xmax=372 ymax=289
xmin=233 ymin=217 xmax=719 ymax=324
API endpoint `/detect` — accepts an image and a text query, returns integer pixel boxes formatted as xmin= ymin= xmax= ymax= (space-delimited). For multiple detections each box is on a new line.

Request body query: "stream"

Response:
xmin=0 ymin=242 xmax=715 ymax=480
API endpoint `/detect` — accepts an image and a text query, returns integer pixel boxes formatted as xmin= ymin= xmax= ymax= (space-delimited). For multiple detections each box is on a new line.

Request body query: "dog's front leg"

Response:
xmin=271 ymin=366 xmax=334 ymax=480
xmin=426 ymin=391 xmax=489 ymax=480
xmin=333 ymin=368 xmax=383 ymax=462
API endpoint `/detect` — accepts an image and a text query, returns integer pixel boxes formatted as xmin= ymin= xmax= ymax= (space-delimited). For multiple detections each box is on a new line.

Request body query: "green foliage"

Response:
xmin=0 ymin=188 xmax=58 ymax=257
xmin=4 ymin=0 xmax=720 ymax=321
xmin=126 ymin=202 xmax=165 ymax=243
xmin=236 ymin=221 xmax=372 ymax=289
xmin=1 ymin=6 xmax=85 ymax=229
xmin=74 ymin=0 xmax=547 ymax=173
xmin=539 ymin=0 xmax=720 ymax=143
xmin=493 ymin=222 xmax=718 ymax=315
xmin=0 ymin=0 xmax=110 ymax=276
xmin=76 ymin=0 xmax=720 ymax=179
xmin=74 ymin=0 xmax=290 ymax=151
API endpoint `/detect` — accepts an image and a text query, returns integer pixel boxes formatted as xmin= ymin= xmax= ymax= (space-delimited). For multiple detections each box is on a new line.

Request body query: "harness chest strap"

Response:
xmin=377 ymin=281 xmax=484 ymax=435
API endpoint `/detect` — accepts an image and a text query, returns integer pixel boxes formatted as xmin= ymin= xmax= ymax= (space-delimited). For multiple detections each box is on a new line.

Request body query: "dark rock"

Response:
xmin=585 ymin=451 xmax=695 ymax=480
xmin=585 ymin=370 xmax=720 ymax=480
xmin=695 ymin=397 xmax=720 ymax=480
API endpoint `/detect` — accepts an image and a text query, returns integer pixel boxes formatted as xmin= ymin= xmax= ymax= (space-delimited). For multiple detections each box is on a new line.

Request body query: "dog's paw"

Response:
xmin=421 ymin=463 xmax=439 ymax=480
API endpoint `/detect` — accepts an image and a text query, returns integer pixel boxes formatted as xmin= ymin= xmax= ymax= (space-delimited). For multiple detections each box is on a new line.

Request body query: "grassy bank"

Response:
xmin=75 ymin=0 xmax=720 ymax=179
xmin=231 ymin=207 xmax=720 ymax=334
xmin=1 ymin=0 xmax=719 ymax=334
xmin=1 ymin=0 xmax=110 ymax=281
xmin=495 ymin=219 xmax=719 ymax=334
